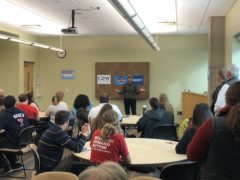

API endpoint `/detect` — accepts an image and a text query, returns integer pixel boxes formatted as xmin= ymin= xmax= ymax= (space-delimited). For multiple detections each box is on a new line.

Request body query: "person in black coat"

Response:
xmin=137 ymin=97 xmax=174 ymax=138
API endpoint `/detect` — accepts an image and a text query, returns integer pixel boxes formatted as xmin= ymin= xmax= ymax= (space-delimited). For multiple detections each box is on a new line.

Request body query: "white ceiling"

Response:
xmin=0 ymin=0 xmax=236 ymax=36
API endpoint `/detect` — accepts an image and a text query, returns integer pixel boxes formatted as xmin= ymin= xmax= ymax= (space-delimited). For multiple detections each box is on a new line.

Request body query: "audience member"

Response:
xmin=78 ymin=161 xmax=128 ymax=180
xmin=45 ymin=92 xmax=68 ymax=124
xmin=187 ymin=81 xmax=240 ymax=180
xmin=88 ymin=93 xmax=122 ymax=122
xmin=137 ymin=97 xmax=174 ymax=138
xmin=0 ymin=89 xmax=4 ymax=97
xmin=0 ymin=95 xmax=29 ymax=174
xmin=214 ymin=64 xmax=239 ymax=115
xmin=210 ymin=68 xmax=227 ymax=114
xmin=16 ymin=93 xmax=39 ymax=126
xmin=90 ymin=109 xmax=131 ymax=164
xmin=177 ymin=117 xmax=192 ymax=140
xmin=27 ymin=92 xmax=40 ymax=111
xmin=69 ymin=94 xmax=92 ymax=127
xmin=0 ymin=97 xmax=5 ymax=115
xmin=37 ymin=110 xmax=91 ymax=173
xmin=115 ymin=75 xmax=145 ymax=115
xmin=159 ymin=93 xmax=174 ymax=119
xmin=175 ymin=103 xmax=212 ymax=154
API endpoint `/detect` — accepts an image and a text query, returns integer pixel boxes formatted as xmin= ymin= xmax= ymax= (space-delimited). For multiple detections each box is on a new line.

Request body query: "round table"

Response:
xmin=73 ymin=138 xmax=186 ymax=167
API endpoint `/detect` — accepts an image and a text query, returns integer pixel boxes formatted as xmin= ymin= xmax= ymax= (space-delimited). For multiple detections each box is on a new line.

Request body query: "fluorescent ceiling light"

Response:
xmin=49 ymin=47 xmax=64 ymax=52
xmin=109 ymin=0 xmax=160 ymax=51
xmin=0 ymin=0 xmax=64 ymax=35
xmin=32 ymin=43 xmax=50 ymax=49
xmin=10 ymin=37 xmax=32 ymax=45
xmin=0 ymin=34 xmax=9 ymax=40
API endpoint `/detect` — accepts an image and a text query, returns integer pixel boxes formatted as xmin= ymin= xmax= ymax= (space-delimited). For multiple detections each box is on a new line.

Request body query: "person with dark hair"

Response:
xmin=0 ymin=97 xmax=5 ymax=115
xmin=27 ymin=91 xmax=40 ymax=111
xmin=16 ymin=93 xmax=39 ymax=126
xmin=187 ymin=81 xmax=240 ymax=180
xmin=175 ymin=103 xmax=213 ymax=154
xmin=37 ymin=110 xmax=91 ymax=173
xmin=90 ymin=109 xmax=131 ymax=164
xmin=210 ymin=68 xmax=227 ymax=114
xmin=115 ymin=75 xmax=146 ymax=115
xmin=88 ymin=93 xmax=122 ymax=123
xmin=136 ymin=97 xmax=174 ymax=138
xmin=69 ymin=94 xmax=92 ymax=127
xmin=0 ymin=95 xmax=29 ymax=174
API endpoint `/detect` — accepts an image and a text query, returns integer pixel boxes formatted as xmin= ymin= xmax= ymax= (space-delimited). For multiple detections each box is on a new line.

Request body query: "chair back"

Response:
xmin=19 ymin=125 xmax=35 ymax=147
xmin=32 ymin=171 xmax=78 ymax=180
xmin=30 ymin=143 xmax=40 ymax=175
xmin=152 ymin=124 xmax=178 ymax=141
xmin=160 ymin=161 xmax=200 ymax=180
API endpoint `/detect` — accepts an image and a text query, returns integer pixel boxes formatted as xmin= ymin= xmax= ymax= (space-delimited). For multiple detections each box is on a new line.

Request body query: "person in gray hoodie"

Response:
xmin=137 ymin=97 xmax=174 ymax=138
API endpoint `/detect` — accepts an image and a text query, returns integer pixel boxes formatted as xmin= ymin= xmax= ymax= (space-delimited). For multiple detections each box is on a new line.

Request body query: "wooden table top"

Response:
xmin=73 ymin=138 xmax=186 ymax=166
xmin=39 ymin=111 xmax=48 ymax=118
xmin=120 ymin=115 xmax=141 ymax=126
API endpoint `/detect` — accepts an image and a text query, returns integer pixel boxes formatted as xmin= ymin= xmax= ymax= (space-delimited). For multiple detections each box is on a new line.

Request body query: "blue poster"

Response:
xmin=133 ymin=75 xmax=144 ymax=85
xmin=113 ymin=75 xmax=128 ymax=86
xmin=61 ymin=70 xmax=75 ymax=79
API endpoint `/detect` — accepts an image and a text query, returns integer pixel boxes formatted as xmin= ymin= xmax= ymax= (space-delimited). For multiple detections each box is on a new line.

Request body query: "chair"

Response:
xmin=0 ymin=125 xmax=35 ymax=178
xmin=159 ymin=161 xmax=200 ymax=180
xmin=29 ymin=143 xmax=40 ymax=177
xmin=32 ymin=171 xmax=78 ymax=180
xmin=152 ymin=124 xmax=178 ymax=141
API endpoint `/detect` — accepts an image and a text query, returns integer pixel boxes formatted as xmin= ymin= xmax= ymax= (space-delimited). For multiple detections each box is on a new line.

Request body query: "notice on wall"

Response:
xmin=97 ymin=75 xmax=111 ymax=84
xmin=61 ymin=70 xmax=75 ymax=80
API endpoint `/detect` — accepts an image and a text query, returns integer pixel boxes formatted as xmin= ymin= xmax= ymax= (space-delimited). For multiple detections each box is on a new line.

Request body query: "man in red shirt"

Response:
xmin=16 ymin=93 xmax=39 ymax=126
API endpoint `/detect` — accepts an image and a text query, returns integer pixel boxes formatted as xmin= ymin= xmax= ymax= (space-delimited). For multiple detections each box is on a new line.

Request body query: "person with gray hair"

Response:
xmin=214 ymin=64 xmax=239 ymax=115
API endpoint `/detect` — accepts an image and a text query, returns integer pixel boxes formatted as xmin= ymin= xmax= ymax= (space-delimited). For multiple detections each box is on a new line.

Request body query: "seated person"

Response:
xmin=78 ymin=161 xmax=128 ymax=180
xmin=37 ymin=110 xmax=91 ymax=173
xmin=0 ymin=97 xmax=5 ymax=116
xmin=177 ymin=117 xmax=192 ymax=140
xmin=45 ymin=92 xmax=68 ymax=124
xmin=137 ymin=97 xmax=174 ymax=138
xmin=16 ymin=93 xmax=39 ymax=126
xmin=88 ymin=93 xmax=122 ymax=122
xmin=175 ymin=103 xmax=213 ymax=154
xmin=27 ymin=92 xmax=40 ymax=111
xmin=187 ymin=81 xmax=240 ymax=180
xmin=0 ymin=95 xmax=29 ymax=174
xmin=90 ymin=109 xmax=131 ymax=164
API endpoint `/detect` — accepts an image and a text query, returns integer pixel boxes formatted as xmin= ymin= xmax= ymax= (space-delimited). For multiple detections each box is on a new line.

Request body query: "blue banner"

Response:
xmin=113 ymin=75 xmax=128 ymax=86
xmin=133 ymin=75 xmax=144 ymax=85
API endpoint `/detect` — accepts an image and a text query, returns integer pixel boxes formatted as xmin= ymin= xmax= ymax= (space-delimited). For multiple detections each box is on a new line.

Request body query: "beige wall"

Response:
xmin=225 ymin=0 xmax=240 ymax=66
xmin=36 ymin=35 xmax=208 ymax=121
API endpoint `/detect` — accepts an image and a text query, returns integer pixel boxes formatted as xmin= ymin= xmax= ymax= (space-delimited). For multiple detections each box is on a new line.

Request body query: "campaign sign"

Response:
xmin=133 ymin=75 xmax=144 ymax=85
xmin=114 ymin=75 xmax=128 ymax=86
xmin=61 ymin=70 xmax=75 ymax=79
xmin=97 ymin=75 xmax=111 ymax=84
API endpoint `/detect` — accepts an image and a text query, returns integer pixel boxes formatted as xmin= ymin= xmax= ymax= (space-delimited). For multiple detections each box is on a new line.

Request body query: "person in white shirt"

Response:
xmin=88 ymin=93 xmax=122 ymax=123
xmin=214 ymin=64 xmax=239 ymax=115
xmin=45 ymin=92 xmax=68 ymax=124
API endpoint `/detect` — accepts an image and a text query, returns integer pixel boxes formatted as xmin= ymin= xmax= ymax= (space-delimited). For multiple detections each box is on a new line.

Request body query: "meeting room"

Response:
xmin=0 ymin=0 xmax=240 ymax=179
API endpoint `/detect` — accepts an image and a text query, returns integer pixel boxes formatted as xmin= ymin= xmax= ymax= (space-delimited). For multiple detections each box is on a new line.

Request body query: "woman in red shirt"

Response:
xmin=90 ymin=109 xmax=131 ymax=164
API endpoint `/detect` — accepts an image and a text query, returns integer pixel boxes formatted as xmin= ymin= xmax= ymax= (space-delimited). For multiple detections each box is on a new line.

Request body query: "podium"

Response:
xmin=182 ymin=92 xmax=208 ymax=119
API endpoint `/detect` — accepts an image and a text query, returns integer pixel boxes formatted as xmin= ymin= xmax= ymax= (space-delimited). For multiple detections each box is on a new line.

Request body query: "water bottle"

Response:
xmin=142 ymin=105 xmax=147 ymax=115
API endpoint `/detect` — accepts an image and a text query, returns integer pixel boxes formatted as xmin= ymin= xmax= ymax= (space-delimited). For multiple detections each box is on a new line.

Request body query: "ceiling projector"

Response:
xmin=61 ymin=27 xmax=78 ymax=34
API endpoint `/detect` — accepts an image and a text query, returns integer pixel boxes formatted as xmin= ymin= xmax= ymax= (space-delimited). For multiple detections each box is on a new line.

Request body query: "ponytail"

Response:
xmin=100 ymin=123 xmax=117 ymax=140
xmin=227 ymin=103 xmax=240 ymax=139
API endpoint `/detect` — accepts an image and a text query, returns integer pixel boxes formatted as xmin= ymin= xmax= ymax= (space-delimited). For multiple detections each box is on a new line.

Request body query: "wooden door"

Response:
xmin=24 ymin=62 xmax=34 ymax=93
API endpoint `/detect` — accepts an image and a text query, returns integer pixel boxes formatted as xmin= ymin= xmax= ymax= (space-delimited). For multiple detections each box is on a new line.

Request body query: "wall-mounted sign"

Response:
xmin=61 ymin=70 xmax=75 ymax=80
xmin=97 ymin=75 xmax=111 ymax=84
xmin=113 ymin=75 xmax=128 ymax=86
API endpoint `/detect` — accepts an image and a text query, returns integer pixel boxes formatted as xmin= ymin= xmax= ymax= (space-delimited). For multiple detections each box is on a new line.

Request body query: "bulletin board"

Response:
xmin=95 ymin=62 xmax=149 ymax=99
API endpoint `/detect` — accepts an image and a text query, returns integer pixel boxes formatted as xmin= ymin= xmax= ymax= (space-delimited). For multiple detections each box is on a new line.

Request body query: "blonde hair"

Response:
xmin=159 ymin=93 xmax=174 ymax=115
xmin=100 ymin=109 xmax=121 ymax=140
xmin=55 ymin=91 xmax=64 ymax=101
xmin=78 ymin=161 xmax=127 ymax=180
